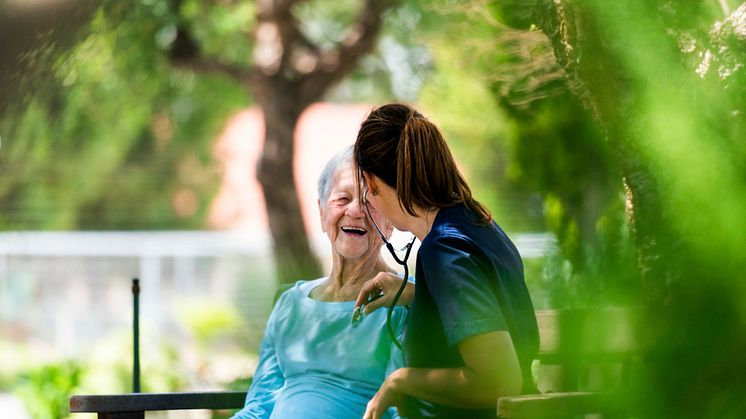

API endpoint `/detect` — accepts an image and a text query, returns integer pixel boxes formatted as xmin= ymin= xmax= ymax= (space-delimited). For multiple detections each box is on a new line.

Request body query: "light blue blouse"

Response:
xmin=232 ymin=277 xmax=408 ymax=419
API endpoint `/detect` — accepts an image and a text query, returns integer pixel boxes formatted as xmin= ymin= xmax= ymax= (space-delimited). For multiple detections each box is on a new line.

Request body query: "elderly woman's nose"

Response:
xmin=346 ymin=198 xmax=364 ymax=217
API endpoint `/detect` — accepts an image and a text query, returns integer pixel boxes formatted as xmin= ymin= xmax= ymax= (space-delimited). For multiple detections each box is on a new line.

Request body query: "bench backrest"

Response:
xmin=532 ymin=308 xmax=639 ymax=393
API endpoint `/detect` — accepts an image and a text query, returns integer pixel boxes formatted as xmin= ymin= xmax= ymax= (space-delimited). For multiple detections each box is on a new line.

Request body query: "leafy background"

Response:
xmin=1 ymin=0 xmax=745 ymax=417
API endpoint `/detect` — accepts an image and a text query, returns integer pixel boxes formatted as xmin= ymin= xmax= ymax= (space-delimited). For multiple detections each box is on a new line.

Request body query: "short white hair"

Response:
xmin=317 ymin=146 xmax=353 ymax=204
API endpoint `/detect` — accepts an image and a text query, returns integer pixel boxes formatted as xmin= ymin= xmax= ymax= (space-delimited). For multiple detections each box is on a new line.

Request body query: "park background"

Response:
xmin=1 ymin=1 xmax=745 ymax=418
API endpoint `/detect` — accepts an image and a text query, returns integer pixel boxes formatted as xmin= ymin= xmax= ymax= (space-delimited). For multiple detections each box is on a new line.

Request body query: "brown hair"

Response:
xmin=354 ymin=103 xmax=491 ymax=224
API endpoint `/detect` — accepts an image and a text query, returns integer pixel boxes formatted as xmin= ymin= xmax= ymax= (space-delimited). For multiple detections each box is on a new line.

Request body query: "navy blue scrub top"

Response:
xmin=405 ymin=204 xmax=539 ymax=418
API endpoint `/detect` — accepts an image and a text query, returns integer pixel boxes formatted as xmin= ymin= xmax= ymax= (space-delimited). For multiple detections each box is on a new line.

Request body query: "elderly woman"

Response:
xmin=232 ymin=147 xmax=407 ymax=419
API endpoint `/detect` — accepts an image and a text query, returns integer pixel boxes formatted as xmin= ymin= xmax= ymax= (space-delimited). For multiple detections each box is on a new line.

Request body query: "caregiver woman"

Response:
xmin=353 ymin=103 xmax=539 ymax=419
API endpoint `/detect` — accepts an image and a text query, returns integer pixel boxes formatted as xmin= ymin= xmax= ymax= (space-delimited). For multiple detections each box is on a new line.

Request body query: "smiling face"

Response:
xmin=319 ymin=162 xmax=392 ymax=261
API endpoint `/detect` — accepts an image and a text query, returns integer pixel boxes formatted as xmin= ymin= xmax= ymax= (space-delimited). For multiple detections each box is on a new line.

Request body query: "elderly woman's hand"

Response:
xmin=354 ymin=272 xmax=413 ymax=315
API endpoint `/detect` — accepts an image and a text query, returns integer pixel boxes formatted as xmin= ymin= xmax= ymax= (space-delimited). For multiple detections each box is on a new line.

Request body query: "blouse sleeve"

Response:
xmin=421 ymin=233 xmax=507 ymax=347
xmin=231 ymin=294 xmax=288 ymax=419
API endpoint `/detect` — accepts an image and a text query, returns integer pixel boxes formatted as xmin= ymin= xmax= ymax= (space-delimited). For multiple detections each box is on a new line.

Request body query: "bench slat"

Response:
xmin=69 ymin=391 xmax=245 ymax=413
xmin=498 ymin=391 xmax=610 ymax=419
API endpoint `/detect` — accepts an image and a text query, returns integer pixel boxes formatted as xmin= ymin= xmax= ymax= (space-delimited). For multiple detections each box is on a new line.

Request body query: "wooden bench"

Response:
xmin=69 ymin=282 xmax=284 ymax=418
xmin=497 ymin=308 xmax=638 ymax=418
xmin=69 ymin=391 xmax=245 ymax=418
xmin=70 ymin=308 xmax=637 ymax=418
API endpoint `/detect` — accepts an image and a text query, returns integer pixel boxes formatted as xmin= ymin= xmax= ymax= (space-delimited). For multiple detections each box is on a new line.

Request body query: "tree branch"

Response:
xmin=301 ymin=0 xmax=399 ymax=98
xmin=255 ymin=0 xmax=305 ymax=16
xmin=173 ymin=54 xmax=256 ymax=88
xmin=254 ymin=0 xmax=320 ymax=75
xmin=169 ymin=26 xmax=256 ymax=88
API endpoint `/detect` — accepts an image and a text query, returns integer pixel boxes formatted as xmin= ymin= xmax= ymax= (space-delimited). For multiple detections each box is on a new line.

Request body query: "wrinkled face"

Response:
xmin=319 ymin=163 xmax=392 ymax=260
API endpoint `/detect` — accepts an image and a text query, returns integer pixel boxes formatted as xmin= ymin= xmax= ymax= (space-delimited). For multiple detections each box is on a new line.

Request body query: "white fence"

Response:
xmin=0 ymin=231 xmax=276 ymax=361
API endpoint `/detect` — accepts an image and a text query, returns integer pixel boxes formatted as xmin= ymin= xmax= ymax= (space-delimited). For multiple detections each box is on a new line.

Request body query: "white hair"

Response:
xmin=317 ymin=146 xmax=353 ymax=204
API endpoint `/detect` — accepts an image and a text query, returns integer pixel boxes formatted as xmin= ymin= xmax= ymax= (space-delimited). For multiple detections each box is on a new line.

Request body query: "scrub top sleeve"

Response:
xmin=232 ymin=293 xmax=289 ymax=419
xmin=422 ymin=235 xmax=507 ymax=347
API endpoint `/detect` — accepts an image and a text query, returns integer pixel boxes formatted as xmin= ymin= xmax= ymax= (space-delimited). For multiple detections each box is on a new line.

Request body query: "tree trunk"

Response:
xmin=170 ymin=0 xmax=400 ymax=285
xmin=253 ymin=78 xmax=322 ymax=285
xmin=246 ymin=0 xmax=397 ymax=285
xmin=530 ymin=1 xmax=746 ymax=417
xmin=534 ymin=0 xmax=673 ymax=302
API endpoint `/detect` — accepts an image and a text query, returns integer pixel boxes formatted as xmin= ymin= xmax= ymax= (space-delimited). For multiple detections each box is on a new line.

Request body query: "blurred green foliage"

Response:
xmin=413 ymin=1 xmax=641 ymax=307
xmin=14 ymin=361 xmax=82 ymax=419
xmin=5 ymin=328 xmax=187 ymax=419
xmin=176 ymin=298 xmax=244 ymax=349
xmin=416 ymin=2 xmax=545 ymax=233
xmin=4 ymin=0 xmax=745 ymax=416
xmin=79 ymin=328 xmax=185 ymax=393
xmin=0 ymin=0 xmax=436 ymax=232
xmin=0 ymin=4 xmax=248 ymax=229
xmin=0 ymin=340 xmax=38 ymax=391
xmin=491 ymin=1 xmax=746 ymax=417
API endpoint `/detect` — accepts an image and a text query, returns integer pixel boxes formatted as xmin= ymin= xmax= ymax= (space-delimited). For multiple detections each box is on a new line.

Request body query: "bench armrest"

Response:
xmin=497 ymin=391 xmax=612 ymax=419
xmin=70 ymin=391 xmax=245 ymax=414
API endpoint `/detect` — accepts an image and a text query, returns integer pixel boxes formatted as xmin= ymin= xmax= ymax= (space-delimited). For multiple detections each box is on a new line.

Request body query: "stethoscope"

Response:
xmin=351 ymin=188 xmax=416 ymax=349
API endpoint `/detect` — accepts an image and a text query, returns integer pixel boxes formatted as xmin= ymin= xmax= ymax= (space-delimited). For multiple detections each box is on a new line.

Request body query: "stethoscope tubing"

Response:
xmin=363 ymin=189 xmax=416 ymax=349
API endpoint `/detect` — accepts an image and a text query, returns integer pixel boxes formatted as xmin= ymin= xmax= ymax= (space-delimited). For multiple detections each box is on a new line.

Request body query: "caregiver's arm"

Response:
xmin=364 ymin=330 xmax=521 ymax=418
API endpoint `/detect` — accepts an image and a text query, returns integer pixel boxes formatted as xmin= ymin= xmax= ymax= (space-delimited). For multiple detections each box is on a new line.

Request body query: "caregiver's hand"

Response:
xmin=363 ymin=370 xmax=407 ymax=419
